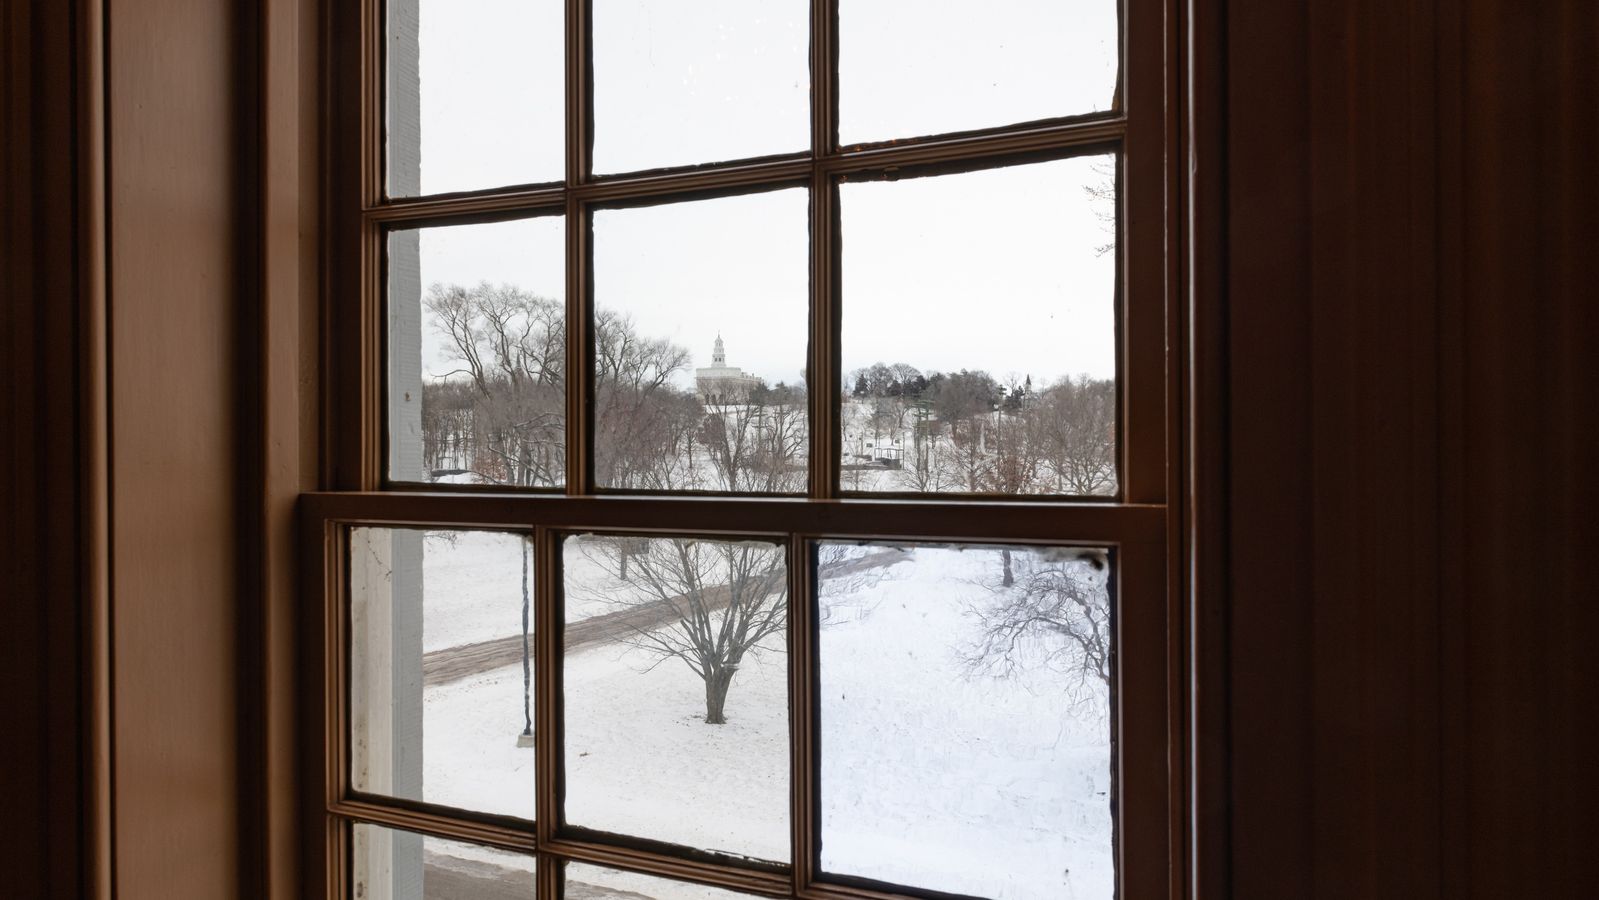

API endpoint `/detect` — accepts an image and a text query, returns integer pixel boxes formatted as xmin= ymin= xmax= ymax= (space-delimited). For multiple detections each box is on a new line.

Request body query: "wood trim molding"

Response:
xmin=1214 ymin=2 xmax=1598 ymax=898
xmin=0 ymin=0 xmax=111 ymax=895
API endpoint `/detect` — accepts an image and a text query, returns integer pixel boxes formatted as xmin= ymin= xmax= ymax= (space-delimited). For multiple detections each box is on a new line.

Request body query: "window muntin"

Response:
xmin=328 ymin=0 xmax=1173 ymax=898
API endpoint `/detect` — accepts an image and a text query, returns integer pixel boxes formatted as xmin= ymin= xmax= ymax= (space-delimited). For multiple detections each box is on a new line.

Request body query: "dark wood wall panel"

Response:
xmin=1222 ymin=1 xmax=1314 ymax=895
xmin=0 ymin=1 xmax=93 ymax=896
xmin=1220 ymin=0 xmax=1598 ymax=897
xmin=1447 ymin=3 xmax=1599 ymax=896
xmin=108 ymin=0 xmax=246 ymax=895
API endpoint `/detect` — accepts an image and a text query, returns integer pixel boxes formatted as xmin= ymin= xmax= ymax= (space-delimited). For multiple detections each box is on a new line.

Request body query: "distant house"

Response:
xmin=694 ymin=334 xmax=763 ymax=403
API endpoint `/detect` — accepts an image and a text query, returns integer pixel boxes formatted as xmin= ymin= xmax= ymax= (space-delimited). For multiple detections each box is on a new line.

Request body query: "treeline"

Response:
xmin=415 ymin=282 xmax=1117 ymax=497
xmin=417 ymin=282 xmax=806 ymax=491
xmin=846 ymin=362 xmax=1117 ymax=496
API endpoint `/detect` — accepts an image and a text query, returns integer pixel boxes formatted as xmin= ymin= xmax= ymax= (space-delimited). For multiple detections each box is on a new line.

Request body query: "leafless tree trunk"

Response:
xmin=698 ymin=382 xmax=806 ymax=493
xmin=571 ymin=537 xmax=787 ymax=724
xmin=1033 ymin=375 xmax=1117 ymax=497
xmin=702 ymin=666 xmax=736 ymax=725
xmin=424 ymin=282 xmax=566 ymax=487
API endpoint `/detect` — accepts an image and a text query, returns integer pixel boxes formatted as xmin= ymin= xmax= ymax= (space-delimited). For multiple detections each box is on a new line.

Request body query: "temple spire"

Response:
xmin=712 ymin=333 xmax=726 ymax=366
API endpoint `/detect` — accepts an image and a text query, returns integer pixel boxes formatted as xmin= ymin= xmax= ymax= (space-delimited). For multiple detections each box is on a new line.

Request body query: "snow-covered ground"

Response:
xmin=419 ymin=530 xmax=530 ymax=653
xmin=818 ymin=544 xmax=1112 ymax=900
xmin=409 ymin=533 xmax=1112 ymax=899
xmin=418 ymin=529 xmax=629 ymax=652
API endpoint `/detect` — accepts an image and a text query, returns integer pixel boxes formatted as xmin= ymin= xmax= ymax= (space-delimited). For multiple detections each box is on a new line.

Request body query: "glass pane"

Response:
xmin=818 ymin=542 xmax=1115 ymax=899
xmin=562 ymin=534 xmax=790 ymax=861
xmin=352 ymin=823 xmax=535 ymax=899
xmin=839 ymin=0 xmax=1118 ymax=145
xmin=349 ymin=528 xmax=537 ymax=820
xmin=565 ymin=863 xmax=762 ymax=900
xmin=592 ymin=0 xmax=808 ymax=174
xmin=592 ymin=190 xmax=809 ymax=493
xmin=387 ymin=0 xmax=563 ymax=196
xmin=390 ymin=215 xmax=566 ymax=488
xmin=839 ymin=155 xmax=1118 ymax=497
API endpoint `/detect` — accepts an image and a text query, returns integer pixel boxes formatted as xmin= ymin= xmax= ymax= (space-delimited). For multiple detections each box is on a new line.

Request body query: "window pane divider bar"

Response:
xmin=358 ymin=117 xmax=1127 ymax=223
xmin=808 ymin=0 xmax=840 ymax=506
xmin=302 ymin=492 xmax=1164 ymax=545
xmin=364 ymin=186 xmax=569 ymax=223
xmin=331 ymin=797 xmax=537 ymax=855
xmin=808 ymin=172 xmax=839 ymax=501
xmin=542 ymin=834 xmax=791 ymax=898
xmin=335 ymin=789 xmax=1014 ymax=900
xmin=788 ymin=535 xmax=819 ymax=894
xmin=564 ymin=0 xmax=592 ymax=496
xmin=534 ymin=525 xmax=562 ymax=844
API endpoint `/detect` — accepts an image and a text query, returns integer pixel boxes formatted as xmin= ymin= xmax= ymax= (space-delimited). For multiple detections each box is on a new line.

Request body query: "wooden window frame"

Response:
xmin=310 ymin=0 xmax=1185 ymax=897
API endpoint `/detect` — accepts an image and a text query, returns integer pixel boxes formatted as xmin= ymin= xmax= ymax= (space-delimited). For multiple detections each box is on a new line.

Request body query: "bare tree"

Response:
xmin=1084 ymin=158 xmax=1118 ymax=258
xmin=964 ymin=545 xmax=1116 ymax=869
xmin=697 ymin=381 xmax=806 ymax=493
xmin=946 ymin=417 xmax=988 ymax=494
xmin=966 ymin=548 xmax=1112 ymax=714
xmin=425 ymin=282 xmax=565 ymax=486
xmin=420 ymin=380 xmax=476 ymax=473
xmin=980 ymin=410 xmax=1045 ymax=496
xmin=1034 ymin=375 xmax=1117 ymax=496
xmin=930 ymin=369 xmax=998 ymax=425
xmin=573 ymin=537 xmax=787 ymax=724
xmin=592 ymin=310 xmax=697 ymax=489
xmin=896 ymin=413 xmax=958 ymax=493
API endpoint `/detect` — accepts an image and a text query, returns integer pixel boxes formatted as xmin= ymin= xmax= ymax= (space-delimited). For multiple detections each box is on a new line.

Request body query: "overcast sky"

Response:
xmin=407 ymin=0 xmax=1119 ymax=386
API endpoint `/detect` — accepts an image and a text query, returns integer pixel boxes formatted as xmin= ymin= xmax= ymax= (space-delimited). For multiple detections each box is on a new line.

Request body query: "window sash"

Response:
xmin=302 ymin=499 xmax=1172 ymax=899
xmin=320 ymin=0 xmax=1180 ymax=894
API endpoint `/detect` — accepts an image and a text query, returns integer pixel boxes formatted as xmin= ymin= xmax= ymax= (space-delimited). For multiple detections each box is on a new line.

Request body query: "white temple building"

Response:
xmin=694 ymin=334 xmax=763 ymax=402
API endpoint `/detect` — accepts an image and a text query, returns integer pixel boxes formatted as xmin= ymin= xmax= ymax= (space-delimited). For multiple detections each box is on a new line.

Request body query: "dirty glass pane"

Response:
xmin=818 ymin=541 xmax=1115 ymax=899
xmin=562 ymin=534 xmax=790 ymax=861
